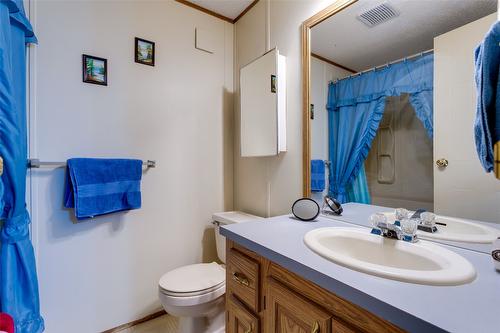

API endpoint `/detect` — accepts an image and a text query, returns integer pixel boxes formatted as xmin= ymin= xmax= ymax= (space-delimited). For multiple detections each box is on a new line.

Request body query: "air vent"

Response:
xmin=356 ymin=2 xmax=399 ymax=28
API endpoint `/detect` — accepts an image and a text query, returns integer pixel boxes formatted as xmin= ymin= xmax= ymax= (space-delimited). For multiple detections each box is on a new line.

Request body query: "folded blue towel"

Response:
xmin=474 ymin=21 xmax=500 ymax=173
xmin=64 ymin=158 xmax=142 ymax=220
xmin=311 ymin=159 xmax=326 ymax=192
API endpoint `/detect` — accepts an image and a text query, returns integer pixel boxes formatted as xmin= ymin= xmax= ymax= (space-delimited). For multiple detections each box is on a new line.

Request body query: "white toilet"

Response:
xmin=158 ymin=211 xmax=260 ymax=333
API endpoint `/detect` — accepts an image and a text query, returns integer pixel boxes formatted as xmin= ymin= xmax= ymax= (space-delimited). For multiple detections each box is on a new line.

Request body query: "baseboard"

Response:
xmin=101 ymin=310 xmax=167 ymax=333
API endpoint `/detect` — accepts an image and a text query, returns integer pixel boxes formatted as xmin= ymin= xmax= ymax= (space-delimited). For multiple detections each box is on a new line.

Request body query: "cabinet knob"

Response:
xmin=232 ymin=272 xmax=250 ymax=287
xmin=311 ymin=321 xmax=320 ymax=333
xmin=0 ymin=156 xmax=3 ymax=176
xmin=436 ymin=158 xmax=448 ymax=168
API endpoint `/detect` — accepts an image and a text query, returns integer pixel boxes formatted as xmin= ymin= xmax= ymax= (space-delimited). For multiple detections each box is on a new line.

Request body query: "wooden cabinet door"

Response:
xmin=266 ymin=278 xmax=332 ymax=333
xmin=227 ymin=295 xmax=260 ymax=333
xmin=332 ymin=319 xmax=358 ymax=333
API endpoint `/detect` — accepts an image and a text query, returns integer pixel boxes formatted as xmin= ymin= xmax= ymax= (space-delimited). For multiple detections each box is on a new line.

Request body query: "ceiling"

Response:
xmin=311 ymin=0 xmax=497 ymax=72
xmin=185 ymin=0 xmax=255 ymax=20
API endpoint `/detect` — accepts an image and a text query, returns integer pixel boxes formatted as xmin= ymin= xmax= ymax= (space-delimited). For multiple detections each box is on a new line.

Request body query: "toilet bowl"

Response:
xmin=158 ymin=211 xmax=260 ymax=333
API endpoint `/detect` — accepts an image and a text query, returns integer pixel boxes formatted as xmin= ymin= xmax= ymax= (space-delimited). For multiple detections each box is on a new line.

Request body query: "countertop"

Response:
xmin=221 ymin=213 xmax=500 ymax=333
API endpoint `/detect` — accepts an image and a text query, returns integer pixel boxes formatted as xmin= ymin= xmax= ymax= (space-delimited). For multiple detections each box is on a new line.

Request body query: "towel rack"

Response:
xmin=28 ymin=158 xmax=156 ymax=169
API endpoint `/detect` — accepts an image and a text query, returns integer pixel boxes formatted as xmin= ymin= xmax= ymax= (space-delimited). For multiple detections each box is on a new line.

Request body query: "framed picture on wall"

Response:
xmin=82 ymin=54 xmax=107 ymax=86
xmin=271 ymin=75 xmax=277 ymax=93
xmin=135 ymin=37 xmax=155 ymax=66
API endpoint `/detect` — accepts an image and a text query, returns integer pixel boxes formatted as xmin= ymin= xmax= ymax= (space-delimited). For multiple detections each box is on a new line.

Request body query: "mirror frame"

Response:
xmin=301 ymin=0 xmax=358 ymax=196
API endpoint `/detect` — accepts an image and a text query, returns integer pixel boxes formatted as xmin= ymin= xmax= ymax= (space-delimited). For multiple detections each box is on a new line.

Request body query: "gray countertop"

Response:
xmin=221 ymin=213 xmax=500 ymax=333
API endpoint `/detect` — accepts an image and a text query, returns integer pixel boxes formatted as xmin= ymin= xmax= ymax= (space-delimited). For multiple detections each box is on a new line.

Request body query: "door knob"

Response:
xmin=436 ymin=158 xmax=448 ymax=168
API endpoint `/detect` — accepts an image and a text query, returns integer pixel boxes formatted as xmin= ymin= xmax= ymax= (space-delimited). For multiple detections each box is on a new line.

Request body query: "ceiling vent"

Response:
xmin=356 ymin=2 xmax=400 ymax=28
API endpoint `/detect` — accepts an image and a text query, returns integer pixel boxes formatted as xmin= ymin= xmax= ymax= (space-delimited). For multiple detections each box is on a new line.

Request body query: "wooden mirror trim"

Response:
xmin=301 ymin=0 xmax=358 ymax=197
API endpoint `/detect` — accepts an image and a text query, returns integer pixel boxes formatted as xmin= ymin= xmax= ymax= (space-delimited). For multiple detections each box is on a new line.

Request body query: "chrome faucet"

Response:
xmin=373 ymin=220 xmax=403 ymax=240
xmin=370 ymin=213 xmax=418 ymax=243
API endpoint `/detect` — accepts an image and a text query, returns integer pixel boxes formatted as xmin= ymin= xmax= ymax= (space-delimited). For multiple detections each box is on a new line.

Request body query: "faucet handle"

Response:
xmin=421 ymin=212 xmax=436 ymax=227
xmin=369 ymin=213 xmax=387 ymax=235
xmin=401 ymin=218 xmax=419 ymax=242
xmin=370 ymin=213 xmax=387 ymax=227
xmin=395 ymin=208 xmax=410 ymax=221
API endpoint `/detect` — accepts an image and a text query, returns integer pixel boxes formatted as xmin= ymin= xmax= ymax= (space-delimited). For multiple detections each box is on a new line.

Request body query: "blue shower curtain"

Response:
xmin=0 ymin=1 xmax=44 ymax=332
xmin=327 ymin=53 xmax=433 ymax=203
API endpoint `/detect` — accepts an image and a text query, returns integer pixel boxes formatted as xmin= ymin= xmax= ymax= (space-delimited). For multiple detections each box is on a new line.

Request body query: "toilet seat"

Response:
xmin=159 ymin=283 xmax=226 ymax=307
xmin=159 ymin=262 xmax=225 ymax=298
xmin=160 ymin=280 xmax=225 ymax=297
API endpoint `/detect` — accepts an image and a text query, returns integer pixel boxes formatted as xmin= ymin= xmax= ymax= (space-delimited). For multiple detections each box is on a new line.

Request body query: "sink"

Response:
xmin=382 ymin=212 xmax=500 ymax=244
xmin=304 ymin=227 xmax=476 ymax=286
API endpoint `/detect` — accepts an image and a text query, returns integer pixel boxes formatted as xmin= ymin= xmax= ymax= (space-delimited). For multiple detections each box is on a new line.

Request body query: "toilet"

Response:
xmin=158 ymin=211 xmax=260 ymax=333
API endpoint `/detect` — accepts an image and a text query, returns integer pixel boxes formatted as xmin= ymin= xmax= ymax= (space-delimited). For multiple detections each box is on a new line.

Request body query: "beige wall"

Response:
xmin=233 ymin=0 xmax=338 ymax=217
xmin=30 ymin=1 xmax=233 ymax=331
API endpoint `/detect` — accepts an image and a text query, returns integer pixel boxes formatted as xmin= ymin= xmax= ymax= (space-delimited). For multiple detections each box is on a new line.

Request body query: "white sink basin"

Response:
xmin=382 ymin=212 xmax=500 ymax=244
xmin=304 ymin=227 xmax=476 ymax=286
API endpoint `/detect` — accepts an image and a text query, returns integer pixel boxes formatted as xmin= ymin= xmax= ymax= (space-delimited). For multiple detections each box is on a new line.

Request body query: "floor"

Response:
xmin=120 ymin=314 xmax=179 ymax=333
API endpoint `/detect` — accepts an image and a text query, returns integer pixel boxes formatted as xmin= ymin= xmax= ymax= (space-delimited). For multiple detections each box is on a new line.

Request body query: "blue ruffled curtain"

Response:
xmin=0 ymin=1 xmax=44 ymax=332
xmin=327 ymin=53 xmax=433 ymax=203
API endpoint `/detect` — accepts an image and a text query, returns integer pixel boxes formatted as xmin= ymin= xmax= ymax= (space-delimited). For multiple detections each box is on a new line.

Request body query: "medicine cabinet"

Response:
xmin=240 ymin=48 xmax=286 ymax=157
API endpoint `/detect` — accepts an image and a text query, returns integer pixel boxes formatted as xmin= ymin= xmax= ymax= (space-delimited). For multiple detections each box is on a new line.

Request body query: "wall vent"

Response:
xmin=356 ymin=2 xmax=399 ymax=28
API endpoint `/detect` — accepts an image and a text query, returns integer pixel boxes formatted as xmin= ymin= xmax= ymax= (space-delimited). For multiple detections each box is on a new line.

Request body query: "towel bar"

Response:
xmin=28 ymin=159 xmax=156 ymax=169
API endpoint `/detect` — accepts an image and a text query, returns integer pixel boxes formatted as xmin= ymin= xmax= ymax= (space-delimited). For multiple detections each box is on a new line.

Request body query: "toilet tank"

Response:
xmin=213 ymin=211 xmax=261 ymax=263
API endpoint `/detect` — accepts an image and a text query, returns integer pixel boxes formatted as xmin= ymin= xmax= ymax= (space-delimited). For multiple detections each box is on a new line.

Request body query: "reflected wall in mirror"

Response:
xmin=302 ymin=0 xmax=499 ymax=227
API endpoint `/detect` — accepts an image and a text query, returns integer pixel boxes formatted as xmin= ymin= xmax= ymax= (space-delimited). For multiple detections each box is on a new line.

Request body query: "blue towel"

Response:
xmin=64 ymin=158 xmax=142 ymax=220
xmin=311 ymin=159 xmax=326 ymax=192
xmin=474 ymin=21 xmax=500 ymax=172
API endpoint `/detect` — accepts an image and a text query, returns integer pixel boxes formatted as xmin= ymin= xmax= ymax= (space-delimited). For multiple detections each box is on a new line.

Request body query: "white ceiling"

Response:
xmin=186 ymin=0 xmax=254 ymax=20
xmin=311 ymin=0 xmax=497 ymax=72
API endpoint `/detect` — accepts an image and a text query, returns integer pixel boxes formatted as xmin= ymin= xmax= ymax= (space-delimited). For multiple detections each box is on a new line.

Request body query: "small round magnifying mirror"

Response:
xmin=324 ymin=196 xmax=343 ymax=215
xmin=292 ymin=198 xmax=320 ymax=221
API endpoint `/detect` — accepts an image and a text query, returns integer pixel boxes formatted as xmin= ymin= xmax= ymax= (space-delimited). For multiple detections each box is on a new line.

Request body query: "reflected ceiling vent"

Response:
xmin=356 ymin=2 xmax=400 ymax=27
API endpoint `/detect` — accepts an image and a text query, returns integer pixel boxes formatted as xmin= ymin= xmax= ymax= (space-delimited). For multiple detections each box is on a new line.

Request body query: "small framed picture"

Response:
xmin=271 ymin=75 xmax=277 ymax=93
xmin=135 ymin=37 xmax=155 ymax=66
xmin=82 ymin=54 xmax=107 ymax=86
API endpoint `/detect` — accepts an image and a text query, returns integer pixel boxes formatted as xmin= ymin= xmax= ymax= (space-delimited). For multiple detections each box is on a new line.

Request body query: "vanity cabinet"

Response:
xmin=266 ymin=278 xmax=332 ymax=333
xmin=225 ymin=240 xmax=405 ymax=333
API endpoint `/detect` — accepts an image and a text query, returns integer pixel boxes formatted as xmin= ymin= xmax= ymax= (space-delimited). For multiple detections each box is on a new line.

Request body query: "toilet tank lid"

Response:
xmin=212 ymin=211 xmax=261 ymax=225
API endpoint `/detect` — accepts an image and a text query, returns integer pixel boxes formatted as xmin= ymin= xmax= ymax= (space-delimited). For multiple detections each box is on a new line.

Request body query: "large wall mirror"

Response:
xmin=302 ymin=0 xmax=499 ymax=252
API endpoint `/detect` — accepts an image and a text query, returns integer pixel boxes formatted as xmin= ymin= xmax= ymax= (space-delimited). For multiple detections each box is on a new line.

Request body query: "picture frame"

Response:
xmin=82 ymin=54 xmax=107 ymax=86
xmin=135 ymin=37 xmax=155 ymax=66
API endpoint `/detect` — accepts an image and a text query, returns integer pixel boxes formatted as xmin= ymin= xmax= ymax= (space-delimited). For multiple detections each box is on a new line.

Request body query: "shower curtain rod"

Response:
xmin=332 ymin=48 xmax=434 ymax=83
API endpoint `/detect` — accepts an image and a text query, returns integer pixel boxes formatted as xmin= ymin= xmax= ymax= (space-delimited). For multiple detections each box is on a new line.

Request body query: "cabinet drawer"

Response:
xmin=227 ymin=248 xmax=260 ymax=312
xmin=227 ymin=295 xmax=260 ymax=333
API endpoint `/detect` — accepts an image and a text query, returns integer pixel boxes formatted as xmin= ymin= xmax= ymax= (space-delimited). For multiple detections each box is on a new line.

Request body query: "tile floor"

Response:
xmin=120 ymin=314 xmax=179 ymax=333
